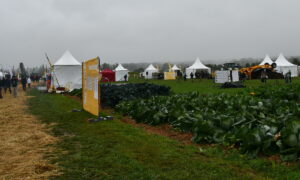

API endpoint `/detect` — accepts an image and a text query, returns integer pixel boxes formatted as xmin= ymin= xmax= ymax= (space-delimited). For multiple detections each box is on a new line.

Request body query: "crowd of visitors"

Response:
xmin=0 ymin=72 xmax=32 ymax=98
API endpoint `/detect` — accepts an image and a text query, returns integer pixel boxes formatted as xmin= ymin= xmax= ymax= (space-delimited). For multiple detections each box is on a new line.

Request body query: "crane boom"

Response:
xmin=45 ymin=53 xmax=60 ymax=88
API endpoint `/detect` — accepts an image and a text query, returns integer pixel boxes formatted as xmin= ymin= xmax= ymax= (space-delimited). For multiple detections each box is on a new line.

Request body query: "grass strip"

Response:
xmin=27 ymin=90 xmax=300 ymax=180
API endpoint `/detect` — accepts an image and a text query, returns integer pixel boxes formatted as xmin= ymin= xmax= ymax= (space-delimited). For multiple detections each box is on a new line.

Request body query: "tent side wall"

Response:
xmin=185 ymin=68 xmax=211 ymax=78
xmin=185 ymin=68 xmax=195 ymax=79
xmin=276 ymin=66 xmax=298 ymax=77
xmin=115 ymin=70 xmax=129 ymax=81
xmin=143 ymin=70 xmax=158 ymax=79
xmin=53 ymin=65 xmax=82 ymax=91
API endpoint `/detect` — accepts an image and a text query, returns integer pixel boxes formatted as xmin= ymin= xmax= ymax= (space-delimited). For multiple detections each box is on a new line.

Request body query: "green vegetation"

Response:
xmin=28 ymin=89 xmax=300 ymax=179
xmin=68 ymin=88 xmax=82 ymax=98
xmin=70 ymin=83 xmax=171 ymax=107
xmin=101 ymin=83 xmax=170 ymax=107
xmin=116 ymin=84 xmax=300 ymax=161
xmin=125 ymin=77 xmax=300 ymax=94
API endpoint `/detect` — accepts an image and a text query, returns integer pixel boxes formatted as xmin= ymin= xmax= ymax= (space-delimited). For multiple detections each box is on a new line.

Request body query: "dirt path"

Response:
xmin=0 ymin=89 xmax=59 ymax=179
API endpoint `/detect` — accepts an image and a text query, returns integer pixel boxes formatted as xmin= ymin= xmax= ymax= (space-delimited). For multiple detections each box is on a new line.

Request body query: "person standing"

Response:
xmin=285 ymin=70 xmax=292 ymax=84
xmin=4 ymin=74 xmax=12 ymax=94
xmin=288 ymin=70 xmax=292 ymax=83
xmin=21 ymin=76 xmax=27 ymax=91
xmin=146 ymin=71 xmax=149 ymax=79
xmin=27 ymin=77 xmax=32 ymax=89
xmin=11 ymin=75 xmax=18 ymax=97
xmin=260 ymin=70 xmax=267 ymax=84
xmin=124 ymin=74 xmax=128 ymax=82
xmin=190 ymin=72 xmax=194 ymax=79
xmin=0 ymin=72 xmax=4 ymax=99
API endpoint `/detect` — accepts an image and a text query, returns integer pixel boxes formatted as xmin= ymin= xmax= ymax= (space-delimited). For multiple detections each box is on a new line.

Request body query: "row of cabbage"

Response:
xmin=69 ymin=83 xmax=171 ymax=107
xmin=116 ymin=85 xmax=300 ymax=161
xmin=101 ymin=83 xmax=170 ymax=107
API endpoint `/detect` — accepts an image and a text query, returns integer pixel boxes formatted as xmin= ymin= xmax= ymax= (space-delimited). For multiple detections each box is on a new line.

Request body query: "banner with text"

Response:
xmin=164 ymin=72 xmax=176 ymax=80
xmin=82 ymin=57 xmax=101 ymax=116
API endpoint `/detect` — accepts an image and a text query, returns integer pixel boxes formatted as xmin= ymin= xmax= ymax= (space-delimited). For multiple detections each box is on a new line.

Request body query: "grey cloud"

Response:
xmin=0 ymin=0 xmax=300 ymax=67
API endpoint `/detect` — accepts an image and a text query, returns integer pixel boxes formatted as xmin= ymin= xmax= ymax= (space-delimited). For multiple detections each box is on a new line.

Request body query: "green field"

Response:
xmin=27 ymin=78 xmax=300 ymax=179
xmin=125 ymin=77 xmax=300 ymax=94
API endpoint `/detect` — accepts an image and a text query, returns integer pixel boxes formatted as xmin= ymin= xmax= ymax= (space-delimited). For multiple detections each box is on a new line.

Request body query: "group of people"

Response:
xmin=183 ymin=71 xmax=211 ymax=81
xmin=0 ymin=72 xmax=32 ymax=99
xmin=260 ymin=70 xmax=292 ymax=84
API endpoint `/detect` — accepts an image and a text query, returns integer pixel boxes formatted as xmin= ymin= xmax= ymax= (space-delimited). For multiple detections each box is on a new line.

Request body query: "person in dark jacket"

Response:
xmin=285 ymin=70 xmax=292 ymax=84
xmin=11 ymin=75 xmax=18 ymax=97
xmin=0 ymin=72 xmax=4 ymax=99
xmin=21 ymin=76 xmax=27 ymax=91
xmin=4 ymin=74 xmax=12 ymax=94
xmin=124 ymin=74 xmax=128 ymax=82
xmin=190 ymin=72 xmax=194 ymax=79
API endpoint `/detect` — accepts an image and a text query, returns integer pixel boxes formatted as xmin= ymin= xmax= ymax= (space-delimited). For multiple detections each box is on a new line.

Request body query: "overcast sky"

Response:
xmin=0 ymin=0 xmax=299 ymax=67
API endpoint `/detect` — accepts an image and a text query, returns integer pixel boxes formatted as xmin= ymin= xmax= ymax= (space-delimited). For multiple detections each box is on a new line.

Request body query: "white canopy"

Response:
xmin=143 ymin=64 xmax=158 ymax=79
xmin=275 ymin=53 xmax=298 ymax=77
xmin=114 ymin=63 xmax=129 ymax=81
xmin=145 ymin=64 xmax=158 ymax=71
xmin=259 ymin=55 xmax=273 ymax=65
xmin=275 ymin=53 xmax=296 ymax=66
xmin=171 ymin=64 xmax=180 ymax=71
xmin=187 ymin=58 xmax=210 ymax=70
xmin=186 ymin=58 xmax=211 ymax=78
xmin=115 ymin=64 xmax=128 ymax=71
xmin=51 ymin=50 xmax=82 ymax=91
xmin=54 ymin=50 xmax=81 ymax=66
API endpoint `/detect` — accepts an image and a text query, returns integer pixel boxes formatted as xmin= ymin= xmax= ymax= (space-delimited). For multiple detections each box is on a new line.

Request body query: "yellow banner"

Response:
xmin=82 ymin=57 xmax=101 ymax=116
xmin=164 ymin=72 xmax=176 ymax=80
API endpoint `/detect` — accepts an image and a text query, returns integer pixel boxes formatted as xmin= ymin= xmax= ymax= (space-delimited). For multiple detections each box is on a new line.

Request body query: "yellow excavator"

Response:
xmin=239 ymin=63 xmax=283 ymax=79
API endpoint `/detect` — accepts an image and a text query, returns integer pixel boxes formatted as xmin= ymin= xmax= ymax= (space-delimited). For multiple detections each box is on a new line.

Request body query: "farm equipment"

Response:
xmin=239 ymin=63 xmax=283 ymax=79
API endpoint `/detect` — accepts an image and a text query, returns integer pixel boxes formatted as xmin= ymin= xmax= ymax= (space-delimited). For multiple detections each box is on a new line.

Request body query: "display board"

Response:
xmin=232 ymin=70 xmax=239 ymax=82
xmin=164 ymin=72 xmax=176 ymax=80
xmin=82 ymin=57 xmax=101 ymax=116
xmin=215 ymin=70 xmax=239 ymax=83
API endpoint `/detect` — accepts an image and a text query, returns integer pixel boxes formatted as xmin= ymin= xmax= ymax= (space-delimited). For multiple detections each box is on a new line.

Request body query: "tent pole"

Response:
xmin=82 ymin=62 xmax=84 ymax=110
xmin=45 ymin=53 xmax=61 ymax=88
xmin=97 ymin=57 xmax=101 ymax=117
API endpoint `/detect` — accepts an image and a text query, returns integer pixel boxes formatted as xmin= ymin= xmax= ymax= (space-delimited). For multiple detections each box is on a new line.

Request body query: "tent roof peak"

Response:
xmin=187 ymin=58 xmax=210 ymax=69
xmin=114 ymin=63 xmax=128 ymax=71
xmin=275 ymin=53 xmax=296 ymax=66
xmin=54 ymin=50 xmax=81 ymax=66
xmin=259 ymin=54 xmax=273 ymax=65
xmin=145 ymin=64 xmax=158 ymax=71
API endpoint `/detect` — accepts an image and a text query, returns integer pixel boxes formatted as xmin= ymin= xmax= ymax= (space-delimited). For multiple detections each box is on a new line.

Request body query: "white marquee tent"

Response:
xmin=185 ymin=58 xmax=211 ymax=78
xmin=171 ymin=64 xmax=180 ymax=71
xmin=114 ymin=64 xmax=129 ymax=81
xmin=143 ymin=64 xmax=158 ymax=79
xmin=259 ymin=55 xmax=273 ymax=65
xmin=51 ymin=50 xmax=82 ymax=91
xmin=275 ymin=53 xmax=298 ymax=77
